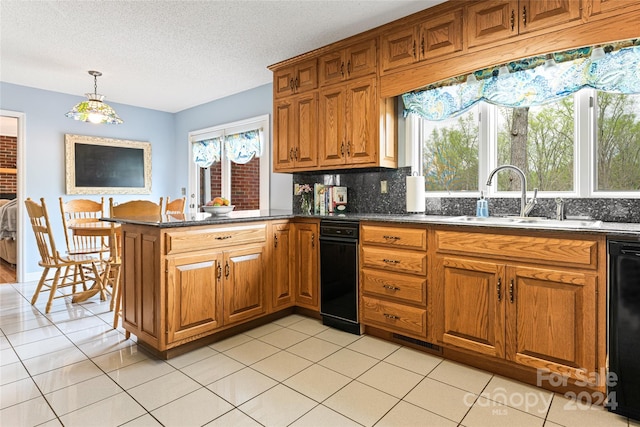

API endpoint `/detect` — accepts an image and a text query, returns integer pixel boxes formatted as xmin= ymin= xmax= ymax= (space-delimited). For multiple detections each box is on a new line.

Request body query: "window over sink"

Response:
xmin=405 ymin=40 xmax=640 ymax=198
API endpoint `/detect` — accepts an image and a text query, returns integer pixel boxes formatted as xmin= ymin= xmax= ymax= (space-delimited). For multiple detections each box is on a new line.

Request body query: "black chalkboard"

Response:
xmin=74 ymin=143 xmax=145 ymax=188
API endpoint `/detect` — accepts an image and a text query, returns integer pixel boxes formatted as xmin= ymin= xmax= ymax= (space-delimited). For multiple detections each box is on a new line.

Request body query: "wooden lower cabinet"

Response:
xmin=166 ymin=251 xmax=223 ymax=344
xmin=359 ymin=223 xmax=429 ymax=340
xmin=222 ymin=244 xmax=267 ymax=324
xmin=434 ymin=229 xmax=601 ymax=383
xmin=293 ymin=220 xmax=319 ymax=310
xmin=271 ymin=221 xmax=295 ymax=309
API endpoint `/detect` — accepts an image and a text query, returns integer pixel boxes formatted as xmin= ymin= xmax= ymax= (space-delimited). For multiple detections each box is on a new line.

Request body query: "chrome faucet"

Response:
xmin=486 ymin=165 xmax=538 ymax=217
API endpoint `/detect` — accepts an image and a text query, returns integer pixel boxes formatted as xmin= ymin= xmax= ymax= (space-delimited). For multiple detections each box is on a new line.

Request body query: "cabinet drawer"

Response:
xmin=361 ymin=268 xmax=426 ymax=305
xmin=435 ymin=230 xmax=598 ymax=268
xmin=166 ymin=223 xmax=267 ymax=255
xmin=361 ymin=246 xmax=427 ymax=275
xmin=362 ymin=296 xmax=427 ymax=336
xmin=361 ymin=224 xmax=427 ymax=250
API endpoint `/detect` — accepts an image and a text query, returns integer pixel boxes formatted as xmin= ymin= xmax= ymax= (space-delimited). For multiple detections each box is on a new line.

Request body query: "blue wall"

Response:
xmin=0 ymin=81 xmax=288 ymax=279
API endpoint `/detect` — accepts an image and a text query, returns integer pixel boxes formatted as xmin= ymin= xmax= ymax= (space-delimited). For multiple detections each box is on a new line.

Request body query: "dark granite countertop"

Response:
xmin=105 ymin=209 xmax=640 ymax=238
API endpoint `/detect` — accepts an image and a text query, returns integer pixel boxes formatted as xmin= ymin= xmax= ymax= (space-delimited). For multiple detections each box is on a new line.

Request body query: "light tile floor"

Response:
xmin=0 ymin=281 xmax=634 ymax=427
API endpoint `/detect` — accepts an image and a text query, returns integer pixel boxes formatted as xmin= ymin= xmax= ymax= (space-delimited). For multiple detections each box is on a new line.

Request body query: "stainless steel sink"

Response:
xmin=447 ymin=216 xmax=602 ymax=229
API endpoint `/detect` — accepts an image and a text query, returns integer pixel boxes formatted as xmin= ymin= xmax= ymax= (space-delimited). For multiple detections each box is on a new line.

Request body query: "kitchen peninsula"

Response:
xmin=110 ymin=209 xmax=640 ymax=397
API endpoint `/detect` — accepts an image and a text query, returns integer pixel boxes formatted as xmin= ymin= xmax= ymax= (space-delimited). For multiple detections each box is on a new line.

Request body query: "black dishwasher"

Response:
xmin=607 ymin=240 xmax=640 ymax=421
xmin=319 ymin=220 xmax=361 ymax=335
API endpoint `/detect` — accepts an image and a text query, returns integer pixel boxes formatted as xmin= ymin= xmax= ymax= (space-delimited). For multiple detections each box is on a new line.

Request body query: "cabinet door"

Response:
xmin=505 ymin=266 xmax=597 ymax=381
xmin=272 ymin=222 xmax=294 ymax=309
xmin=295 ymin=222 xmax=319 ymax=310
xmin=319 ymin=50 xmax=346 ymax=86
xmin=223 ymin=245 xmax=267 ymax=324
xmin=294 ymin=59 xmax=318 ymax=93
xmin=273 ymin=98 xmax=295 ymax=171
xmin=166 ymin=252 xmax=223 ymax=344
xmin=294 ymin=93 xmax=319 ymax=169
xmin=274 ymin=66 xmax=295 ymax=98
xmin=437 ymin=257 xmax=506 ymax=358
xmin=519 ymin=0 xmax=581 ymax=34
xmin=345 ymin=39 xmax=377 ymax=80
xmin=319 ymin=86 xmax=346 ymax=167
xmin=591 ymin=0 xmax=639 ymax=15
xmin=381 ymin=26 xmax=418 ymax=72
xmin=419 ymin=9 xmax=463 ymax=59
xmin=346 ymin=77 xmax=377 ymax=165
xmin=467 ymin=0 xmax=518 ymax=48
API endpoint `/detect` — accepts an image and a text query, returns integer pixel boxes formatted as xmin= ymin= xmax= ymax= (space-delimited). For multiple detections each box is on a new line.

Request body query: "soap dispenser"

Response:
xmin=476 ymin=191 xmax=489 ymax=218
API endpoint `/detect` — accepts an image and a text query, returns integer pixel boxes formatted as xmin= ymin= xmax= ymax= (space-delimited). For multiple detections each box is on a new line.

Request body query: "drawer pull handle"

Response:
xmin=383 ymin=235 xmax=400 ymax=240
xmin=383 ymin=284 xmax=400 ymax=291
xmin=383 ymin=313 xmax=399 ymax=320
xmin=383 ymin=259 xmax=400 ymax=264
xmin=509 ymin=279 xmax=514 ymax=303
xmin=215 ymin=235 xmax=232 ymax=240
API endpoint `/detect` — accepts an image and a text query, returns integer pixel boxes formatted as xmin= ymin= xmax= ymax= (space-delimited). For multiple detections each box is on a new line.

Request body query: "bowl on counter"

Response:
xmin=202 ymin=205 xmax=235 ymax=215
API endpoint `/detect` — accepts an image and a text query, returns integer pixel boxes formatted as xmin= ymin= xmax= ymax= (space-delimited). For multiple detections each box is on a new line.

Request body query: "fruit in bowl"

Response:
xmin=203 ymin=197 xmax=234 ymax=215
xmin=206 ymin=197 xmax=230 ymax=207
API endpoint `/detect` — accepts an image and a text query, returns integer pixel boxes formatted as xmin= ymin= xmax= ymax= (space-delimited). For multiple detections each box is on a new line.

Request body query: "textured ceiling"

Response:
xmin=1 ymin=0 xmax=444 ymax=113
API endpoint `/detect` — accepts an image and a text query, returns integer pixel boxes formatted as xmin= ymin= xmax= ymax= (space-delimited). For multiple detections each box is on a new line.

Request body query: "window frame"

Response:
xmin=408 ymin=88 xmax=640 ymax=199
xmin=188 ymin=114 xmax=270 ymax=211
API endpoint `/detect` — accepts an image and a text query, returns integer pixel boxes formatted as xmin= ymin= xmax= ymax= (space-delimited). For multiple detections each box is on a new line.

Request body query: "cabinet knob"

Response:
xmin=412 ymin=40 xmax=417 ymax=58
xmin=341 ymin=62 xmax=345 ymax=77
xmin=383 ymin=284 xmax=400 ymax=291
xmin=346 ymin=141 xmax=351 ymax=156
xmin=274 ymin=233 xmax=278 ymax=248
xmin=225 ymin=261 xmax=230 ymax=278
xmin=382 ymin=258 xmax=400 ymax=264
xmin=340 ymin=142 xmax=345 ymax=157
xmin=347 ymin=60 xmax=351 ymax=75
xmin=510 ymin=9 xmax=515 ymax=31
xmin=421 ymin=37 xmax=425 ymax=56
xmin=522 ymin=6 xmax=527 ymax=27
xmin=383 ymin=313 xmax=399 ymax=320
xmin=497 ymin=278 xmax=502 ymax=302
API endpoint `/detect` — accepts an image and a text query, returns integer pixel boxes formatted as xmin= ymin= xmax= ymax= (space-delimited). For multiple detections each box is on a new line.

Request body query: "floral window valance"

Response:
xmin=192 ymin=128 xmax=263 ymax=167
xmin=403 ymin=39 xmax=640 ymax=121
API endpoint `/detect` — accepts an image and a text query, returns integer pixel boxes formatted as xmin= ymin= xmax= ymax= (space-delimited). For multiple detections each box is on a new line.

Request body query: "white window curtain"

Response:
xmin=191 ymin=128 xmax=263 ymax=166
xmin=403 ymin=40 xmax=640 ymax=121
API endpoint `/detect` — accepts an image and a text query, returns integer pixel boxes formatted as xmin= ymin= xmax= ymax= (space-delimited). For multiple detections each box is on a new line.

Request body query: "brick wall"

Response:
xmin=0 ymin=135 xmax=17 ymax=196
xmin=201 ymin=158 xmax=260 ymax=211
xmin=231 ymin=157 xmax=260 ymax=210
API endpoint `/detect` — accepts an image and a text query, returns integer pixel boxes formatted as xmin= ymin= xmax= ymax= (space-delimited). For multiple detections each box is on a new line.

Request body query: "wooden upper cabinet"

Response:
xmin=467 ymin=0 xmax=518 ymax=48
xmin=467 ymin=0 xmax=581 ymax=47
xmin=273 ymin=59 xmax=318 ymax=98
xmin=273 ymin=92 xmax=318 ymax=172
xmin=381 ymin=27 xmax=419 ymax=72
xmin=319 ymin=76 xmax=377 ymax=167
xmin=519 ymin=0 xmax=581 ymax=34
xmin=381 ymin=7 xmax=464 ymax=72
xmin=319 ymin=39 xmax=376 ymax=86
xmin=420 ymin=9 xmax=464 ymax=59
xmin=591 ymin=0 xmax=640 ymax=15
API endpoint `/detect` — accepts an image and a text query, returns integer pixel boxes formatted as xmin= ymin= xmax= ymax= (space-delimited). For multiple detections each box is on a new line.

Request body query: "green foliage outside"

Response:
xmin=421 ymin=92 xmax=640 ymax=193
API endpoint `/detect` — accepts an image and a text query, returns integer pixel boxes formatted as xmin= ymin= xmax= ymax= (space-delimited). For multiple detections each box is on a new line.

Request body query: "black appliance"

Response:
xmin=319 ymin=220 xmax=361 ymax=335
xmin=607 ymin=240 xmax=640 ymax=421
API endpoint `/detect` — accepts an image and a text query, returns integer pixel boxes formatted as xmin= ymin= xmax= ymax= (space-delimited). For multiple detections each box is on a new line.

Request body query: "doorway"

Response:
xmin=0 ymin=112 xmax=24 ymax=284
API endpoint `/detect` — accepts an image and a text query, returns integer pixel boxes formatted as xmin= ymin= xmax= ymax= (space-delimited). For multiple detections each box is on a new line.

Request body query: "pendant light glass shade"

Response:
xmin=66 ymin=71 xmax=123 ymax=124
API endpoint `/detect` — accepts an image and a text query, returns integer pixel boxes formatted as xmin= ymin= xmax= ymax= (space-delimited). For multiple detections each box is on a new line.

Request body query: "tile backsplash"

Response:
xmin=293 ymin=167 xmax=640 ymax=223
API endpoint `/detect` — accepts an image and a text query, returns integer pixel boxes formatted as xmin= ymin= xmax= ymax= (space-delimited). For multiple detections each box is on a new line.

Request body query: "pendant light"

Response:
xmin=66 ymin=71 xmax=123 ymax=124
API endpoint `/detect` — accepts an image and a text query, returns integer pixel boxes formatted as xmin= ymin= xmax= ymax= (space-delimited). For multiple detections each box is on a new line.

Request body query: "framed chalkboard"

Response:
xmin=65 ymin=134 xmax=151 ymax=194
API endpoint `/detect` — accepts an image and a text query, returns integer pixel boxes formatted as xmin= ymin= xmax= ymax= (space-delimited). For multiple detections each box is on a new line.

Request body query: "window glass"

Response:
xmin=595 ymin=93 xmax=640 ymax=191
xmin=496 ymin=96 xmax=575 ymax=192
xmin=421 ymin=106 xmax=479 ymax=192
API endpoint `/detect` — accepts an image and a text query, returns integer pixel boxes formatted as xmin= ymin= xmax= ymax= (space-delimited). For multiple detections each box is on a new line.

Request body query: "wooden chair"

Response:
xmin=109 ymin=197 xmax=163 ymax=218
xmin=165 ymin=196 xmax=186 ymax=214
xmin=59 ymin=197 xmax=108 ymax=257
xmin=103 ymin=222 xmax=129 ymax=338
xmin=25 ymin=198 xmax=100 ymax=313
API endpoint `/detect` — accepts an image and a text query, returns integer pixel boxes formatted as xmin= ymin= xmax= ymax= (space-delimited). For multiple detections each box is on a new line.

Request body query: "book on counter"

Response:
xmin=313 ymin=184 xmax=347 ymax=214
